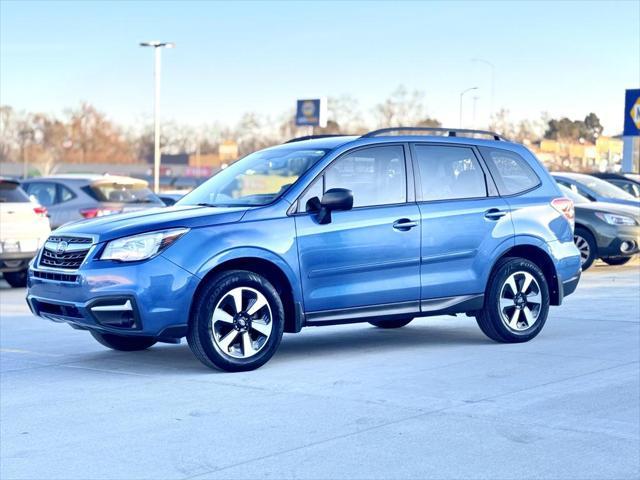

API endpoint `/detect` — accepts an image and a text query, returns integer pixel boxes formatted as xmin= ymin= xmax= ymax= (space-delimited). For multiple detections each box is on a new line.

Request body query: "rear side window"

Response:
xmin=479 ymin=147 xmax=540 ymax=195
xmin=0 ymin=182 xmax=30 ymax=203
xmin=414 ymin=145 xmax=487 ymax=201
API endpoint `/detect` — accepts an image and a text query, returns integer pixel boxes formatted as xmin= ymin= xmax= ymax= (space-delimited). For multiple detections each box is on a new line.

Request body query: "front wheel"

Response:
xmin=601 ymin=256 xmax=633 ymax=266
xmin=90 ymin=331 xmax=157 ymax=351
xmin=3 ymin=270 xmax=27 ymax=288
xmin=475 ymin=257 xmax=550 ymax=343
xmin=187 ymin=270 xmax=284 ymax=372
xmin=574 ymin=228 xmax=597 ymax=271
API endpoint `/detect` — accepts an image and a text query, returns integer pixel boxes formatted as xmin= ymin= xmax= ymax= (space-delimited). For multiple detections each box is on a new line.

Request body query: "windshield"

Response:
xmin=579 ymin=176 xmax=637 ymax=200
xmin=179 ymin=147 xmax=329 ymax=207
xmin=558 ymin=184 xmax=589 ymax=204
xmin=0 ymin=181 xmax=30 ymax=203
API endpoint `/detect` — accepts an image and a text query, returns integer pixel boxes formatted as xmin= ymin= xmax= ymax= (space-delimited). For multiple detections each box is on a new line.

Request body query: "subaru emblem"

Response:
xmin=56 ymin=241 xmax=68 ymax=255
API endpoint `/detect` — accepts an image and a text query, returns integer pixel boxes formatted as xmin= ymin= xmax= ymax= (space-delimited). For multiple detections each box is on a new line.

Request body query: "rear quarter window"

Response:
xmin=0 ymin=182 xmax=30 ymax=203
xmin=479 ymin=147 xmax=541 ymax=196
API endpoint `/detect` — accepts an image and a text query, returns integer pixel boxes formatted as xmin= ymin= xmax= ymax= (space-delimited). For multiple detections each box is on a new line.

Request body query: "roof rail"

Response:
xmin=285 ymin=134 xmax=348 ymax=144
xmin=361 ymin=127 xmax=505 ymax=141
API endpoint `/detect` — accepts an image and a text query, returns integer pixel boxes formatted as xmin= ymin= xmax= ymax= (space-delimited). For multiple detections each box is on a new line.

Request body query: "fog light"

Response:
xmin=620 ymin=241 xmax=635 ymax=254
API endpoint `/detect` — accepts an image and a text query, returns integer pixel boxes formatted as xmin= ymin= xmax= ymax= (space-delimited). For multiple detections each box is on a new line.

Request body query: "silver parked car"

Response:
xmin=21 ymin=174 xmax=164 ymax=229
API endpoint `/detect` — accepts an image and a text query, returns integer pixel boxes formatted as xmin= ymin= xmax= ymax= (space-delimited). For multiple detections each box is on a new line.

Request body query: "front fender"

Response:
xmin=195 ymin=246 xmax=303 ymax=303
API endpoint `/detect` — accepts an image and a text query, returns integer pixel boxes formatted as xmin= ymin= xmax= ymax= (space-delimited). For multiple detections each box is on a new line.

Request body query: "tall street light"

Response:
xmin=459 ymin=86 xmax=478 ymax=128
xmin=140 ymin=41 xmax=175 ymax=193
xmin=471 ymin=58 xmax=495 ymax=119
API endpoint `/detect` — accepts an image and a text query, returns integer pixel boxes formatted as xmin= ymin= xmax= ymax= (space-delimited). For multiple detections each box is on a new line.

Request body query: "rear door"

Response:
xmin=295 ymin=144 xmax=422 ymax=315
xmin=411 ymin=144 xmax=513 ymax=304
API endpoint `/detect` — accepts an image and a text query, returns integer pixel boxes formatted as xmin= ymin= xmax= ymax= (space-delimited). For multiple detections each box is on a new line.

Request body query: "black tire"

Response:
xmin=475 ymin=257 xmax=550 ymax=343
xmin=601 ymin=256 xmax=633 ymax=266
xmin=574 ymin=227 xmax=597 ymax=271
xmin=3 ymin=270 xmax=27 ymax=288
xmin=369 ymin=317 xmax=413 ymax=329
xmin=90 ymin=331 xmax=157 ymax=351
xmin=187 ymin=270 xmax=284 ymax=372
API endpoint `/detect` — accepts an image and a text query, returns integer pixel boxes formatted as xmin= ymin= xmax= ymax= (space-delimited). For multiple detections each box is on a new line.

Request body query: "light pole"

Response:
xmin=140 ymin=41 xmax=175 ymax=193
xmin=459 ymin=87 xmax=478 ymax=128
xmin=471 ymin=58 xmax=495 ymax=119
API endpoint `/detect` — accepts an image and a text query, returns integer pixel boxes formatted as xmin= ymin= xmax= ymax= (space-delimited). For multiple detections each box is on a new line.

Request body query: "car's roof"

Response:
xmin=551 ymin=172 xmax=593 ymax=181
xmin=281 ymin=134 xmax=520 ymax=151
xmin=24 ymin=174 xmax=147 ymax=184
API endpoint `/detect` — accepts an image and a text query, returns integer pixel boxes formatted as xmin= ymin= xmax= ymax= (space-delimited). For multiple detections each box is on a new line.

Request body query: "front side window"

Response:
xmin=414 ymin=145 xmax=487 ymax=201
xmin=302 ymin=145 xmax=407 ymax=209
xmin=25 ymin=182 xmax=57 ymax=206
xmin=180 ymin=147 xmax=329 ymax=207
xmin=479 ymin=147 xmax=540 ymax=195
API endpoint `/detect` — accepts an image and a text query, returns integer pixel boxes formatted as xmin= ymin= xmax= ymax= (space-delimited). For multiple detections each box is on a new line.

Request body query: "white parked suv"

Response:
xmin=0 ymin=178 xmax=51 ymax=287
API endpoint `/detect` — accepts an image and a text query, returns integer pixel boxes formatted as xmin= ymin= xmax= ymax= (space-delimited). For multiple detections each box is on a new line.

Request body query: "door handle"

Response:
xmin=484 ymin=208 xmax=508 ymax=220
xmin=393 ymin=219 xmax=419 ymax=231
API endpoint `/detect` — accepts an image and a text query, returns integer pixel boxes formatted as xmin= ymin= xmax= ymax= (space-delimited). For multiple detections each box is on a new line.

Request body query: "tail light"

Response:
xmin=33 ymin=206 xmax=48 ymax=218
xmin=80 ymin=207 xmax=121 ymax=219
xmin=551 ymin=197 xmax=575 ymax=230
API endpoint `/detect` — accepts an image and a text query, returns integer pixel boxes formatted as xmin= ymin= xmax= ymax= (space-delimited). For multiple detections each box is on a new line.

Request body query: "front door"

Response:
xmin=295 ymin=145 xmax=421 ymax=315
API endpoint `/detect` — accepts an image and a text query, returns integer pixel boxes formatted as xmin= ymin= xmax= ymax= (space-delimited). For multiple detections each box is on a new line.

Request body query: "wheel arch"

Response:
xmin=191 ymin=250 xmax=304 ymax=333
xmin=492 ymin=242 xmax=561 ymax=306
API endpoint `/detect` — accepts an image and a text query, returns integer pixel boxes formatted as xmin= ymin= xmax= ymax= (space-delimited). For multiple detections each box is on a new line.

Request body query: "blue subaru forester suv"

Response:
xmin=26 ymin=128 xmax=581 ymax=371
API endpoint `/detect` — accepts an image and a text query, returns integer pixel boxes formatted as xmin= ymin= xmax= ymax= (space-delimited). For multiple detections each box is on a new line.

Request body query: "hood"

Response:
xmin=576 ymin=201 xmax=640 ymax=219
xmin=53 ymin=205 xmax=249 ymax=242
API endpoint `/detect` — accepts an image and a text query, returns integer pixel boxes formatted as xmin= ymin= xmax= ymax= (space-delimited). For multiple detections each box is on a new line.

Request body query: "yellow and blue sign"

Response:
xmin=295 ymin=98 xmax=327 ymax=127
xmin=623 ymin=89 xmax=640 ymax=136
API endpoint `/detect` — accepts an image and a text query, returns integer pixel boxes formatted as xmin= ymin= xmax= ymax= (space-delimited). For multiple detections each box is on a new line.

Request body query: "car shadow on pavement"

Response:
xmin=76 ymin=321 xmax=489 ymax=374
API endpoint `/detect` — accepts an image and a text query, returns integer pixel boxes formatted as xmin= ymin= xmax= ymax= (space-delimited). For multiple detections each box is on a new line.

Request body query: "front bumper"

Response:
xmin=595 ymin=224 xmax=640 ymax=257
xmin=26 ymin=254 xmax=200 ymax=339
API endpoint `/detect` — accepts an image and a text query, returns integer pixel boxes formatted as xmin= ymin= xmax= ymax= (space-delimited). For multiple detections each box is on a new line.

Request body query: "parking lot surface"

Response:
xmin=1 ymin=261 xmax=639 ymax=480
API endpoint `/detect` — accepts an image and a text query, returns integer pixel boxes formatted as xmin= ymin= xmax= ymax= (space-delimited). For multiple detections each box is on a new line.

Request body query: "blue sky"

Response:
xmin=1 ymin=0 xmax=638 ymax=134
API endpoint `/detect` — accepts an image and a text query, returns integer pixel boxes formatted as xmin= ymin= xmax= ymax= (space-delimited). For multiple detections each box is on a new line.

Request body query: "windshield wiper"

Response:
xmin=196 ymin=202 xmax=220 ymax=207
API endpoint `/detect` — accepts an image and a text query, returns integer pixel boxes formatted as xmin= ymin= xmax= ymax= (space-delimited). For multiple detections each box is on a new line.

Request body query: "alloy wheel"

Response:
xmin=574 ymin=234 xmax=590 ymax=266
xmin=211 ymin=287 xmax=273 ymax=359
xmin=499 ymin=271 xmax=542 ymax=332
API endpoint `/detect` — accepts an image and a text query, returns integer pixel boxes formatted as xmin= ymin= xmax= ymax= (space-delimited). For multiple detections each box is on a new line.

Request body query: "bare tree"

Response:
xmin=374 ymin=86 xmax=426 ymax=127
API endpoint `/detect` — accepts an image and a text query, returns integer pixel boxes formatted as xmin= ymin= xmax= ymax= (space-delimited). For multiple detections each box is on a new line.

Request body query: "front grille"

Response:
xmin=39 ymin=236 xmax=93 ymax=270
xmin=33 ymin=300 xmax=83 ymax=319
xmin=33 ymin=270 xmax=79 ymax=282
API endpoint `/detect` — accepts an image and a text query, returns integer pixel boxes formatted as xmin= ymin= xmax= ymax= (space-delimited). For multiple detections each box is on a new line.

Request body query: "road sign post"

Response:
xmin=622 ymin=89 xmax=640 ymax=173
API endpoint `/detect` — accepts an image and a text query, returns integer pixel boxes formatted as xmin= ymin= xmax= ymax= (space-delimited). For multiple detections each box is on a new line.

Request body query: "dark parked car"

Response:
xmin=559 ymin=185 xmax=640 ymax=270
xmin=22 ymin=175 xmax=165 ymax=229
xmin=552 ymin=172 xmax=640 ymax=208
xmin=589 ymin=172 xmax=640 ymax=198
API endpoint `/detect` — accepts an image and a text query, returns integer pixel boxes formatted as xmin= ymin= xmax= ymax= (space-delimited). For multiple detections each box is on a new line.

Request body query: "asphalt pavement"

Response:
xmin=1 ymin=260 xmax=639 ymax=480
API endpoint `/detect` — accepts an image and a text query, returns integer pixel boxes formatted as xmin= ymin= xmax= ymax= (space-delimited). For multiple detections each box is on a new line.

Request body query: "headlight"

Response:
xmin=594 ymin=212 xmax=637 ymax=226
xmin=100 ymin=228 xmax=189 ymax=262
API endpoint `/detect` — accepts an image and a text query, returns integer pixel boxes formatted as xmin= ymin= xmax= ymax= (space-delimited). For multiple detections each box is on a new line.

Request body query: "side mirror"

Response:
xmin=317 ymin=188 xmax=353 ymax=224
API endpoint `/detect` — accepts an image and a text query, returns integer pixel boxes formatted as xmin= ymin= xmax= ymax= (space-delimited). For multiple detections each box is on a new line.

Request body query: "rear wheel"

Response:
xmin=476 ymin=257 xmax=549 ymax=343
xmin=3 ymin=270 xmax=27 ymax=288
xmin=574 ymin=228 xmax=597 ymax=271
xmin=601 ymin=256 xmax=633 ymax=266
xmin=187 ymin=270 xmax=284 ymax=372
xmin=90 ymin=331 xmax=157 ymax=351
xmin=369 ymin=317 xmax=413 ymax=329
